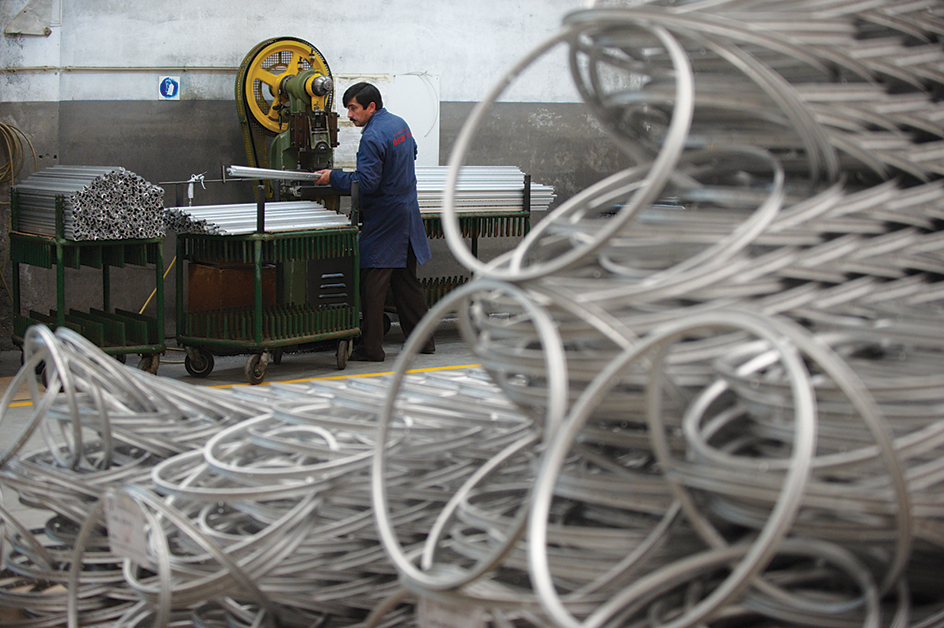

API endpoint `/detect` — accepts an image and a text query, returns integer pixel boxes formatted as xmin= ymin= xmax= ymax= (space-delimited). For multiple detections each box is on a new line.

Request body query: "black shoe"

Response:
xmin=350 ymin=348 xmax=385 ymax=362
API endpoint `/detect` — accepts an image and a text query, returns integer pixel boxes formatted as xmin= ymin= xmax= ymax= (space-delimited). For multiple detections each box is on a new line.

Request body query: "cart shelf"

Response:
xmin=183 ymin=302 xmax=358 ymax=347
xmin=420 ymin=209 xmax=530 ymax=305
xmin=9 ymin=230 xmax=166 ymax=371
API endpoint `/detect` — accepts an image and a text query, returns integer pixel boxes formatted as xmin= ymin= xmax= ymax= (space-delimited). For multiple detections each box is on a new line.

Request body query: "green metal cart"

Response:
xmin=175 ymin=225 xmax=360 ymax=385
xmin=419 ymin=209 xmax=531 ymax=305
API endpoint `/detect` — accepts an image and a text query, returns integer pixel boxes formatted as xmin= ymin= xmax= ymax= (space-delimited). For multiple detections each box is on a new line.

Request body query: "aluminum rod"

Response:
xmin=224 ymin=165 xmax=322 ymax=181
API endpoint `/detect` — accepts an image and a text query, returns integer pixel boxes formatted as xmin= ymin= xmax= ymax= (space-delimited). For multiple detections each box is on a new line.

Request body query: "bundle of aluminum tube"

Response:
xmin=13 ymin=165 xmax=166 ymax=240
xmin=221 ymin=163 xmax=556 ymax=215
xmin=0 ymin=326 xmax=272 ymax=628
xmin=415 ymin=165 xmax=555 ymax=214
xmin=0 ymin=325 xmax=533 ymax=628
xmin=164 ymin=200 xmax=351 ymax=235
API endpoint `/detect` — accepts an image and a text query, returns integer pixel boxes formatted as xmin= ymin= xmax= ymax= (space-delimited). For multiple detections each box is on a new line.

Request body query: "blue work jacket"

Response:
xmin=329 ymin=108 xmax=432 ymax=268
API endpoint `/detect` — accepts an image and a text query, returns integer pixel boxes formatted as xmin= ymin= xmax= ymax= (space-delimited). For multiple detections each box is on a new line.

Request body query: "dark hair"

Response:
xmin=342 ymin=82 xmax=383 ymax=110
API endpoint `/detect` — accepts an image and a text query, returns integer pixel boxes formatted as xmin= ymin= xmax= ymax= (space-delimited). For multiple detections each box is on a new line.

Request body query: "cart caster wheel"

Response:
xmin=114 ymin=353 xmax=127 ymax=364
xmin=383 ymin=313 xmax=392 ymax=336
xmin=184 ymin=349 xmax=214 ymax=378
xmin=336 ymin=339 xmax=352 ymax=370
xmin=272 ymin=347 xmax=283 ymax=365
xmin=19 ymin=351 xmax=48 ymax=388
xmin=138 ymin=354 xmax=160 ymax=375
xmin=20 ymin=351 xmax=49 ymax=388
xmin=245 ymin=352 xmax=269 ymax=385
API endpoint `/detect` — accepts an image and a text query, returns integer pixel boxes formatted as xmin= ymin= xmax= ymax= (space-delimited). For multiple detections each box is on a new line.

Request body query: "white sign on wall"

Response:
xmin=333 ymin=73 xmax=440 ymax=169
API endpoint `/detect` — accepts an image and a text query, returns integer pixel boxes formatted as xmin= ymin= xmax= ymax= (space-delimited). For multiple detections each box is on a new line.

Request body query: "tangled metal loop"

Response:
xmin=3 ymin=2 xmax=944 ymax=628
xmin=377 ymin=0 xmax=944 ymax=626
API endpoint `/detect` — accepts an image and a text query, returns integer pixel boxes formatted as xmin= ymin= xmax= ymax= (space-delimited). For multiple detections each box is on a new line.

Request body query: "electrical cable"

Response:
xmin=0 ymin=121 xmax=37 ymax=189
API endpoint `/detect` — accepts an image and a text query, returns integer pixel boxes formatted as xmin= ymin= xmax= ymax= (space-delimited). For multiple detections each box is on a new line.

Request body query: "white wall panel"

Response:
xmin=334 ymin=73 xmax=441 ymax=169
xmin=2 ymin=0 xmax=587 ymax=104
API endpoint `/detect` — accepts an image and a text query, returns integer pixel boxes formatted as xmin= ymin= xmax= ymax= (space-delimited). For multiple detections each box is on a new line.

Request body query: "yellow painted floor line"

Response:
xmin=4 ymin=364 xmax=483 ymax=407
xmin=212 ymin=363 xmax=483 ymax=388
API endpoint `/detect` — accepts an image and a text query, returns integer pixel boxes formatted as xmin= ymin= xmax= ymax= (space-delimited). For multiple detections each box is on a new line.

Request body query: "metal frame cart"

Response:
xmin=419 ymin=175 xmax=533 ymax=305
xmin=9 ymin=191 xmax=166 ymax=372
xmin=175 ymin=220 xmax=360 ymax=385
xmin=420 ymin=209 xmax=531 ymax=303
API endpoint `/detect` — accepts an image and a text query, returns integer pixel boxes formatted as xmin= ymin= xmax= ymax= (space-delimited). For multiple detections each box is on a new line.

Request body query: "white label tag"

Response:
xmin=104 ymin=491 xmax=150 ymax=564
xmin=418 ymin=596 xmax=486 ymax=628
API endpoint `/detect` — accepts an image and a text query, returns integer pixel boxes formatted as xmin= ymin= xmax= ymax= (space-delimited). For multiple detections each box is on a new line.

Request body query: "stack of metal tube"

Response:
xmin=220 ymin=163 xmax=556 ymax=216
xmin=164 ymin=200 xmax=351 ymax=235
xmin=415 ymin=165 xmax=555 ymax=214
xmin=13 ymin=165 xmax=166 ymax=240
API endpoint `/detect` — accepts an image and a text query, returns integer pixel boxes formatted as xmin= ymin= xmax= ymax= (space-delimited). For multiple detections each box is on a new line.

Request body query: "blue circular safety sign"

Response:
xmin=160 ymin=77 xmax=180 ymax=99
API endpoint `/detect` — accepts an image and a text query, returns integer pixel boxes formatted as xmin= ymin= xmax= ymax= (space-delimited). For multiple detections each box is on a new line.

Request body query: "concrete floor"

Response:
xmin=140 ymin=317 xmax=474 ymax=388
xmin=0 ymin=317 xmax=476 ymax=390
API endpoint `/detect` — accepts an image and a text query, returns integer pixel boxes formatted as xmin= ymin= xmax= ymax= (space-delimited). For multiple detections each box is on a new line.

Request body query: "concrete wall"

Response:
xmin=3 ymin=0 xmax=587 ymax=103
xmin=0 ymin=1 xmax=634 ymax=351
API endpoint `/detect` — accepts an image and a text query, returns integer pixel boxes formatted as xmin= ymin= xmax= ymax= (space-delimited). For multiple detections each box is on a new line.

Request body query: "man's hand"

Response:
xmin=314 ymin=169 xmax=332 ymax=185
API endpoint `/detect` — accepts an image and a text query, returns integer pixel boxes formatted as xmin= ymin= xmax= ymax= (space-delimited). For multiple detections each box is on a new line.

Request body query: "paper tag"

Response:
xmin=418 ymin=596 xmax=486 ymax=628
xmin=104 ymin=491 xmax=150 ymax=564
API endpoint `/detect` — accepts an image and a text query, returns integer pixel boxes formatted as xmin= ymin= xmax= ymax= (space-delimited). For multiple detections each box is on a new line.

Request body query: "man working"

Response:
xmin=316 ymin=82 xmax=434 ymax=361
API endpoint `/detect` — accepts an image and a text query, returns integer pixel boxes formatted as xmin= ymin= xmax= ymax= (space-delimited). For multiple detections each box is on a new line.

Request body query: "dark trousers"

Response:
xmin=359 ymin=247 xmax=434 ymax=360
